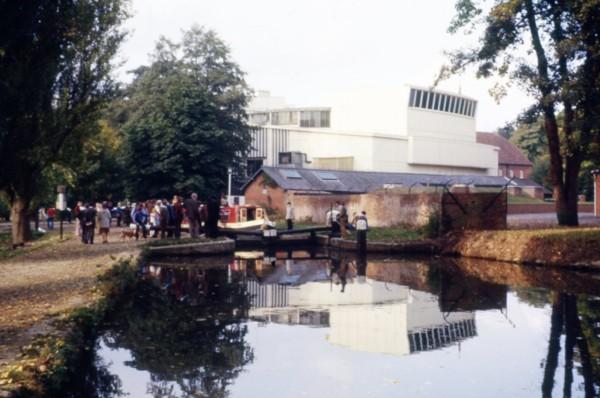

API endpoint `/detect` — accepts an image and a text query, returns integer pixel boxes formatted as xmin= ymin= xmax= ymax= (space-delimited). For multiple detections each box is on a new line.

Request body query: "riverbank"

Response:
xmin=444 ymin=228 xmax=600 ymax=268
xmin=0 ymin=230 xmax=142 ymax=395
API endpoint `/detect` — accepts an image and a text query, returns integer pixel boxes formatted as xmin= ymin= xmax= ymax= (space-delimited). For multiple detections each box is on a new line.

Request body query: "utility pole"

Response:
xmin=227 ymin=167 xmax=233 ymax=206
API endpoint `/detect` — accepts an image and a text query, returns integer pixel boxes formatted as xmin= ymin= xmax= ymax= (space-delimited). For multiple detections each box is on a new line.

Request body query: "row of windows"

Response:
xmin=408 ymin=88 xmax=477 ymax=117
xmin=271 ymin=111 xmax=298 ymax=126
xmin=249 ymin=110 xmax=331 ymax=128
xmin=299 ymin=110 xmax=330 ymax=128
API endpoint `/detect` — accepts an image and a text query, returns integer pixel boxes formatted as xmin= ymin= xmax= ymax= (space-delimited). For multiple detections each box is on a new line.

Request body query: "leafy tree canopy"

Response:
xmin=443 ymin=0 xmax=600 ymax=225
xmin=0 ymin=0 xmax=128 ymax=243
xmin=120 ymin=26 xmax=252 ymax=201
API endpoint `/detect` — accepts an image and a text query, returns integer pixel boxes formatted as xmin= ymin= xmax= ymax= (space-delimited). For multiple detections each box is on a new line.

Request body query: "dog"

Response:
xmin=120 ymin=230 xmax=136 ymax=241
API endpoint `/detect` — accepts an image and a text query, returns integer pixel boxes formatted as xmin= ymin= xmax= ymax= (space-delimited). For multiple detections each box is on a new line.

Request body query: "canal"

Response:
xmin=62 ymin=249 xmax=600 ymax=397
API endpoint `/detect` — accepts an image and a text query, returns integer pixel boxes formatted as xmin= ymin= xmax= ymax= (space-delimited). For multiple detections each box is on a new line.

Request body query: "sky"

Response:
xmin=117 ymin=0 xmax=535 ymax=131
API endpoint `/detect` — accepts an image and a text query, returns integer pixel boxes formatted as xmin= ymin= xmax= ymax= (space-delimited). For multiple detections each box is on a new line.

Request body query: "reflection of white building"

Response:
xmin=247 ymin=277 xmax=476 ymax=356
xmin=246 ymin=87 xmax=499 ymax=176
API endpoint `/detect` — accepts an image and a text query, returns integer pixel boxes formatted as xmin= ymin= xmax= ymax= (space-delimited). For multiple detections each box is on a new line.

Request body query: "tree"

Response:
xmin=121 ymin=26 xmax=251 ymax=202
xmin=443 ymin=0 xmax=600 ymax=225
xmin=69 ymin=119 xmax=127 ymax=204
xmin=0 ymin=1 xmax=128 ymax=245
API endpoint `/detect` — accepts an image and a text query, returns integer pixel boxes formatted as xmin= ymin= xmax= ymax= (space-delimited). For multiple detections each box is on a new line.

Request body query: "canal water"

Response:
xmin=67 ymin=250 xmax=600 ymax=397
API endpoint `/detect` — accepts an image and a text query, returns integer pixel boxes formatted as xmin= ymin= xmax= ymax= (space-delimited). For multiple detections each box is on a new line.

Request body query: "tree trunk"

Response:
xmin=10 ymin=196 xmax=32 ymax=247
xmin=555 ymin=180 xmax=579 ymax=226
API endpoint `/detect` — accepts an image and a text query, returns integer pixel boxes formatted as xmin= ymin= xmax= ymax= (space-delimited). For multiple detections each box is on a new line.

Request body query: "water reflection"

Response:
xmin=72 ymin=250 xmax=600 ymax=398
xmin=239 ymin=251 xmax=487 ymax=357
xmin=101 ymin=258 xmax=253 ymax=398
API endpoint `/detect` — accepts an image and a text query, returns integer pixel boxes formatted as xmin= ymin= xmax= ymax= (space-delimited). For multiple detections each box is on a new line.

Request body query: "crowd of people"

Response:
xmin=72 ymin=193 xmax=208 ymax=245
xmin=325 ymin=201 xmax=369 ymax=238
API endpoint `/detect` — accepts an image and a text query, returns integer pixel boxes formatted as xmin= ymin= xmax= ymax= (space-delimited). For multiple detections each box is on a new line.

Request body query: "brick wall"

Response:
xmin=244 ymin=174 xmax=290 ymax=216
xmin=293 ymin=189 xmax=442 ymax=227
xmin=442 ymin=192 xmax=507 ymax=231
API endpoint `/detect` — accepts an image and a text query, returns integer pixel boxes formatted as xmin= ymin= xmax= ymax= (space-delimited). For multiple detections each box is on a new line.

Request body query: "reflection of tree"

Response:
xmin=50 ymin=338 xmax=124 ymax=398
xmin=103 ymin=267 xmax=253 ymax=398
xmin=513 ymin=288 xmax=551 ymax=309
xmin=541 ymin=293 xmax=599 ymax=398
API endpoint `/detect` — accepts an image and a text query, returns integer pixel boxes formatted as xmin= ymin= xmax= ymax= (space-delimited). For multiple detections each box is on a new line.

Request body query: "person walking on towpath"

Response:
xmin=96 ymin=202 xmax=112 ymax=244
xmin=46 ymin=207 xmax=56 ymax=230
xmin=286 ymin=201 xmax=295 ymax=230
xmin=82 ymin=203 xmax=97 ymax=244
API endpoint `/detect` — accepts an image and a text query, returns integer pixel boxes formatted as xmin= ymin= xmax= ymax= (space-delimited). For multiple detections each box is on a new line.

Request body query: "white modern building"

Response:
xmin=246 ymin=86 xmax=499 ymax=176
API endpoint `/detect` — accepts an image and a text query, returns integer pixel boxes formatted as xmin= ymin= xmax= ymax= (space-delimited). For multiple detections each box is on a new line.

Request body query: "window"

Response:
xmin=421 ymin=91 xmax=429 ymax=108
xmin=519 ymin=170 xmax=524 ymax=179
xmin=300 ymin=110 xmax=330 ymax=128
xmin=414 ymin=90 xmax=422 ymax=108
xmin=434 ymin=93 xmax=441 ymax=110
xmin=509 ymin=170 xmax=515 ymax=178
xmin=408 ymin=89 xmax=476 ymax=117
xmin=271 ymin=111 xmax=298 ymax=126
xmin=315 ymin=171 xmax=338 ymax=181
xmin=409 ymin=89 xmax=417 ymax=107
xmin=499 ymin=169 xmax=503 ymax=176
xmin=280 ymin=169 xmax=302 ymax=179
xmin=249 ymin=112 xmax=269 ymax=125
xmin=443 ymin=95 xmax=450 ymax=112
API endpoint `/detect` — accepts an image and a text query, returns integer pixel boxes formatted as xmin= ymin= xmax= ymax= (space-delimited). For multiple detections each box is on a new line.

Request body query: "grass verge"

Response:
xmin=0 ymin=232 xmax=62 ymax=261
xmin=0 ymin=259 xmax=138 ymax=396
xmin=446 ymin=227 xmax=600 ymax=267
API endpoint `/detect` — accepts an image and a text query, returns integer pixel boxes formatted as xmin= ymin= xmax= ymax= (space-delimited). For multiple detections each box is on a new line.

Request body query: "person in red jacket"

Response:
xmin=46 ymin=207 xmax=56 ymax=230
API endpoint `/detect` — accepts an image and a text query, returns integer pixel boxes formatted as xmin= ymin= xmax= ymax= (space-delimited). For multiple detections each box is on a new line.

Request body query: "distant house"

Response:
xmin=476 ymin=132 xmax=533 ymax=179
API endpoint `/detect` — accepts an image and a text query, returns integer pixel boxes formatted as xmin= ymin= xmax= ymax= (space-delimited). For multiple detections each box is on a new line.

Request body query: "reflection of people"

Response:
xmin=285 ymin=202 xmax=294 ymax=230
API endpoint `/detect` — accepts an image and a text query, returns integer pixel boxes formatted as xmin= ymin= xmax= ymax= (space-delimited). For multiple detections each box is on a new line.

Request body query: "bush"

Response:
xmin=423 ymin=211 xmax=441 ymax=239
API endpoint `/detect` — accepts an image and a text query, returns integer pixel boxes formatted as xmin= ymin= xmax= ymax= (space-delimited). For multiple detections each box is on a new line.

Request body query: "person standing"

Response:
xmin=184 ymin=193 xmax=201 ymax=238
xmin=159 ymin=199 xmax=169 ymax=239
xmin=285 ymin=202 xmax=294 ymax=230
xmin=355 ymin=211 xmax=368 ymax=254
xmin=338 ymin=201 xmax=348 ymax=238
xmin=172 ymin=195 xmax=184 ymax=238
xmin=97 ymin=202 xmax=111 ymax=244
xmin=82 ymin=203 xmax=97 ymax=244
xmin=133 ymin=203 xmax=148 ymax=240
xmin=74 ymin=201 xmax=83 ymax=236
xmin=46 ymin=207 xmax=56 ymax=230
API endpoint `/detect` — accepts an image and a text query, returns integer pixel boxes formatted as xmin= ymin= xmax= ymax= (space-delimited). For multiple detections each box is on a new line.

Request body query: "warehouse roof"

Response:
xmin=242 ymin=166 xmax=543 ymax=194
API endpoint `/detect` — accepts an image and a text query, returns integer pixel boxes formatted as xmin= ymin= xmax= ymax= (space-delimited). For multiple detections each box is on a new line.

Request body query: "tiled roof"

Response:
xmin=242 ymin=166 xmax=543 ymax=194
xmin=476 ymin=132 xmax=533 ymax=167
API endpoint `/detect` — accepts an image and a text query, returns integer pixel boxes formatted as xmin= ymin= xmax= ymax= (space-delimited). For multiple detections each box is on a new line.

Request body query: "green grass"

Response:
xmin=507 ymin=195 xmax=549 ymax=205
xmin=347 ymin=226 xmax=424 ymax=242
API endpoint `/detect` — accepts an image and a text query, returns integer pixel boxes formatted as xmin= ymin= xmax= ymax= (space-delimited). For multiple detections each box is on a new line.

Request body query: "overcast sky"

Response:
xmin=117 ymin=0 xmax=534 ymax=131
